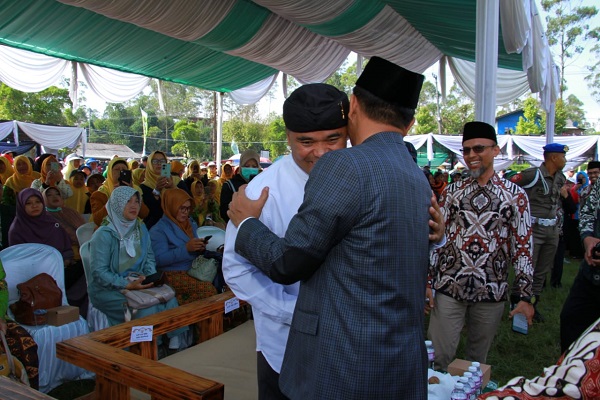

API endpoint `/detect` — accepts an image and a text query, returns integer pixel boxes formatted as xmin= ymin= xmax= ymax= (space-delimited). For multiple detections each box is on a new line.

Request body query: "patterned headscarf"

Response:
xmin=161 ymin=188 xmax=194 ymax=238
xmin=105 ymin=186 xmax=140 ymax=257
xmin=4 ymin=156 xmax=36 ymax=193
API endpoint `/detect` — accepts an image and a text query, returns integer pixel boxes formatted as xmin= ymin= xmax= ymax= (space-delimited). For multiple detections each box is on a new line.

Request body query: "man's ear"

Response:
xmin=349 ymin=94 xmax=359 ymax=119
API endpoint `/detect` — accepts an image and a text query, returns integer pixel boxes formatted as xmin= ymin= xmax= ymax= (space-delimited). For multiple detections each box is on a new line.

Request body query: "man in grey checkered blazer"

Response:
xmin=229 ymin=57 xmax=432 ymax=399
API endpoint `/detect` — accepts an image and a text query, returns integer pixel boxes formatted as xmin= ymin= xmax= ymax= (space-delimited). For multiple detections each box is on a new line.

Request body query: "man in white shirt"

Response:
xmin=224 ymin=81 xmax=445 ymax=399
xmin=223 ymin=83 xmax=350 ymax=399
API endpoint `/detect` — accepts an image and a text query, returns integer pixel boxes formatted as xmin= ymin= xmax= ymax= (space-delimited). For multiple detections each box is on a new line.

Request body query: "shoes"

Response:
xmin=533 ymin=309 xmax=545 ymax=323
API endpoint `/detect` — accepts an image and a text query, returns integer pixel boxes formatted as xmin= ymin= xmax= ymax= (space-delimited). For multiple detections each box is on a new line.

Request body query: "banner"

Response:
xmin=140 ymin=108 xmax=148 ymax=156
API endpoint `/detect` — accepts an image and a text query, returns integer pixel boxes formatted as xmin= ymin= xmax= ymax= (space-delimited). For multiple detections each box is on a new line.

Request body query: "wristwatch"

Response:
xmin=152 ymin=188 xmax=160 ymax=196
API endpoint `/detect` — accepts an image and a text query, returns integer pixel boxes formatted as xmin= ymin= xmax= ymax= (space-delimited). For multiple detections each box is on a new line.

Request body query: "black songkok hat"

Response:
xmin=355 ymin=56 xmax=424 ymax=110
xmin=283 ymin=83 xmax=349 ymax=133
xmin=588 ymin=161 xmax=600 ymax=170
xmin=462 ymin=121 xmax=497 ymax=144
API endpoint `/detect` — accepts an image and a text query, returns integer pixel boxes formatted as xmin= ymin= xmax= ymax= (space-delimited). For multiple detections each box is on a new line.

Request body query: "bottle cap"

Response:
xmin=463 ymin=371 xmax=473 ymax=377
xmin=455 ymin=382 xmax=464 ymax=389
xmin=471 ymin=361 xmax=480 ymax=367
xmin=468 ymin=366 xmax=477 ymax=372
xmin=425 ymin=340 xmax=432 ymax=345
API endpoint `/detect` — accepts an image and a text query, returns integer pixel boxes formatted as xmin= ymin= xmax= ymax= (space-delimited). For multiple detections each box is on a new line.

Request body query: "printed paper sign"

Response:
xmin=225 ymin=297 xmax=240 ymax=314
xmin=130 ymin=325 xmax=153 ymax=342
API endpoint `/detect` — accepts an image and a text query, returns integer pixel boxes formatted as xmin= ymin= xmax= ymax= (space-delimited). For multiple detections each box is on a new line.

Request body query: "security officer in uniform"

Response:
xmin=510 ymin=143 xmax=568 ymax=322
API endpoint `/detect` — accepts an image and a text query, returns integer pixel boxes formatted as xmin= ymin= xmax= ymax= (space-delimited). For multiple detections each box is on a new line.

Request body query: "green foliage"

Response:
xmin=0 ymin=84 xmax=73 ymax=125
xmin=415 ymin=104 xmax=438 ymax=135
xmin=170 ymin=119 xmax=211 ymax=159
xmin=542 ymin=0 xmax=599 ymax=98
xmin=263 ymin=115 xmax=288 ymax=158
xmin=439 ymin=84 xmax=475 ymax=134
xmin=515 ymin=97 xmax=543 ymax=135
xmin=586 ymin=38 xmax=600 ymax=104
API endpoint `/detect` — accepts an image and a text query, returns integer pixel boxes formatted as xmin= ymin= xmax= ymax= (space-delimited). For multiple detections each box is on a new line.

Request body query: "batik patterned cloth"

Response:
xmin=163 ymin=270 xmax=217 ymax=305
xmin=430 ymin=174 xmax=534 ymax=302
xmin=481 ymin=317 xmax=600 ymax=399
xmin=3 ymin=321 xmax=39 ymax=390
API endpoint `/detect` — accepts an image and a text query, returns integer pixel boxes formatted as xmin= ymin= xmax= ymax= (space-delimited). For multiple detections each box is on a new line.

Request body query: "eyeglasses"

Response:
xmin=179 ymin=206 xmax=192 ymax=213
xmin=151 ymin=159 xmax=167 ymax=165
xmin=460 ymin=145 xmax=495 ymax=155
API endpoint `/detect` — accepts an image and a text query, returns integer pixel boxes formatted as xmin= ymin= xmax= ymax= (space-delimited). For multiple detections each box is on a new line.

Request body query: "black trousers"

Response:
xmin=551 ymin=235 xmax=565 ymax=287
xmin=560 ymin=268 xmax=600 ymax=353
xmin=257 ymin=351 xmax=289 ymax=400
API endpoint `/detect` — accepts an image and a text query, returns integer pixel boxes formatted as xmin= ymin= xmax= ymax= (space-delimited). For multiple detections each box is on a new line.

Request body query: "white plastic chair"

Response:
xmin=1 ymin=243 xmax=93 ymax=393
xmin=76 ymin=222 xmax=96 ymax=246
xmin=196 ymin=226 xmax=226 ymax=252
xmin=79 ymin=241 xmax=110 ymax=332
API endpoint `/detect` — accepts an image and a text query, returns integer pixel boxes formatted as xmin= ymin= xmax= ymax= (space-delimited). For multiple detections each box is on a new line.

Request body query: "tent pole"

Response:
xmin=216 ymin=92 xmax=223 ymax=168
xmin=474 ymin=0 xmax=499 ymax=125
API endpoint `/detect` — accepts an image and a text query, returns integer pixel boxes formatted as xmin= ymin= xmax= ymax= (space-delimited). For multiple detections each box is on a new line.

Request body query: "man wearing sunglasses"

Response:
xmin=427 ymin=121 xmax=534 ymax=371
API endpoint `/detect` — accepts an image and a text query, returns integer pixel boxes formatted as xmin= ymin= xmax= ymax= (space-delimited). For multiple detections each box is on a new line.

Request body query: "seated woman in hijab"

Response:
xmin=219 ymin=149 xmax=261 ymax=222
xmin=43 ymin=187 xmax=85 ymax=261
xmin=139 ymin=151 xmax=188 ymax=230
xmin=191 ymin=180 xmax=225 ymax=229
xmin=149 ymin=188 xmax=217 ymax=305
xmin=64 ymin=170 xmax=88 ymax=214
xmin=8 ymin=189 xmax=82 ymax=289
xmin=87 ymin=186 xmax=187 ymax=348
xmin=31 ymin=155 xmax=73 ymax=200
xmin=0 ymin=155 xmax=14 ymax=187
xmin=2 ymin=155 xmax=38 ymax=207
xmin=90 ymin=158 xmax=148 ymax=226
xmin=0 ymin=259 xmax=39 ymax=389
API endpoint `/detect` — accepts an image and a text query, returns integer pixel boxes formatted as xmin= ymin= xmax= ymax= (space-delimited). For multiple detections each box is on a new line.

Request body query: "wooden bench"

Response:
xmin=57 ymin=292 xmax=249 ymax=400
xmin=0 ymin=376 xmax=56 ymax=399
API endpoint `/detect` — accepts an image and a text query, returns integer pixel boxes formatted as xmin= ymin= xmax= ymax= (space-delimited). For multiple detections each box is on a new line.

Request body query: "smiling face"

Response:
xmin=24 ymin=194 xmax=44 ymax=217
xmin=123 ymin=194 xmax=141 ymax=221
xmin=287 ymin=127 xmax=347 ymax=174
xmin=462 ymin=138 xmax=499 ymax=181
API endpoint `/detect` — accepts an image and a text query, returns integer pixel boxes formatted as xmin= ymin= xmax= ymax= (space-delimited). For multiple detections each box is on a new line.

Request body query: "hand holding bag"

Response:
xmin=9 ymin=273 xmax=62 ymax=326
xmin=121 ymin=273 xmax=175 ymax=310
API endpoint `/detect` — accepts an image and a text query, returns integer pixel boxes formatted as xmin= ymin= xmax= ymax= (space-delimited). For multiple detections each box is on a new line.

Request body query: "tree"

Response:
xmin=439 ymin=84 xmax=475 ymax=134
xmin=415 ymin=80 xmax=439 ymax=134
xmin=170 ymin=119 xmax=211 ymax=159
xmin=0 ymin=84 xmax=73 ymax=125
xmin=586 ymin=34 xmax=600 ymax=104
xmin=542 ymin=0 xmax=599 ymax=99
xmin=263 ymin=115 xmax=288 ymax=159
xmin=515 ymin=97 xmax=543 ymax=135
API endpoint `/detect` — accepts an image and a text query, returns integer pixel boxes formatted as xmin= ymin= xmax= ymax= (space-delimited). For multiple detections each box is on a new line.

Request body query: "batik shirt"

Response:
xmin=429 ymin=174 xmax=534 ymax=302
xmin=579 ymin=180 xmax=600 ymax=241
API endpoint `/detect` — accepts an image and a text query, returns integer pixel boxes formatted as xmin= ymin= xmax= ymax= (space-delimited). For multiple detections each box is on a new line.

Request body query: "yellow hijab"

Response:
xmin=98 ymin=158 xmax=142 ymax=197
xmin=161 ymin=188 xmax=194 ymax=239
xmin=142 ymin=151 xmax=167 ymax=192
xmin=0 ymin=156 xmax=14 ymax=185
xmin=191 ymin=180 xmax=207 ymax=226
xmin=64 ymin=170 xmax=88 ymax=214
xmin=4 ymin=155 xmax=36 ymax=193
xmin=132 ymin=168 xmax=145 ymax=187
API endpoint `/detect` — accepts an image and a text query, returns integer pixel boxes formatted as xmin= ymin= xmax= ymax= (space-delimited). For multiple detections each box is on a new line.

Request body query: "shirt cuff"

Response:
xmin=238 ymin=217 xmax=256 ymax=229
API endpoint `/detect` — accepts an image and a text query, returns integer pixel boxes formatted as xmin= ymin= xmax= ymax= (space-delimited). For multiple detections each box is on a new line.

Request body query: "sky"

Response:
xmin=82 ymin=1 xmax=600 ymax=129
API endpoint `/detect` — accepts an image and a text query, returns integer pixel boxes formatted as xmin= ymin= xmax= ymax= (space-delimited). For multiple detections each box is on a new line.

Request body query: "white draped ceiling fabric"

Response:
xmin=0 ymin=0 xmax=563 ymax=158
xmin=0 ymin=121 xmax=85 ymax=154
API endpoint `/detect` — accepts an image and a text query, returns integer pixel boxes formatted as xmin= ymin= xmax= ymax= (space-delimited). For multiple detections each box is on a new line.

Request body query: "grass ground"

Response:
xmin=47 ymin=261 xmax=578 ymax=398
xmin=454 ymin=257 xmax=579 ymax=385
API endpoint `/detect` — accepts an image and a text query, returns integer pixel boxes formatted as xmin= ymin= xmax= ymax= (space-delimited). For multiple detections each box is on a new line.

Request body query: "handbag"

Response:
xmin=9 ymin=273 xmax=62 ymax=326
xmin=187 ymin=256 xmax=217 ymax=282
xmin=121 ymin=273 xmax=175 ymax=310
xmin=0 ymin=331 xmax=30 ymax=386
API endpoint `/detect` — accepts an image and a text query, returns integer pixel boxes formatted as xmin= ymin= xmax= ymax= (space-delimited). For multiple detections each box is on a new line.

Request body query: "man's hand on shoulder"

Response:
xmin=227 ymin=184 xmax=269 ymax=227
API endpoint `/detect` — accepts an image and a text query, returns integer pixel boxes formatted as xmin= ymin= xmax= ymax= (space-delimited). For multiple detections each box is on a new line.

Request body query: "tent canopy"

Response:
xmin=0 ymin=1 xmax=539 ymax=93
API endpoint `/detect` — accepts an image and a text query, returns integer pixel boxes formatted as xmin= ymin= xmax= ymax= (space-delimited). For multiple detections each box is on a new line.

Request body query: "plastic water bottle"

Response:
xmin=450 ymin=382 xmax=468 ymax=400
xmin=458 ymin=377 xmax=473 ymax=400
xmin=468 ymin=366 xmax=481 ymax=395
xmin=471 ymin=362 xmax=484 ymax=394
xmin=463 ymin=372 xmax=476 ymax=400
xmin=424 ymin=340 xmax=435 ymax=370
